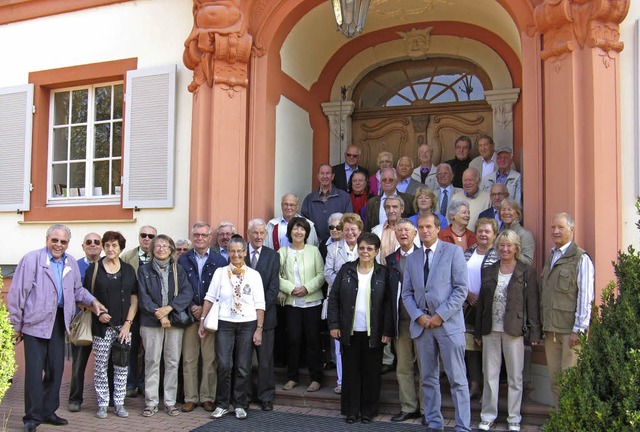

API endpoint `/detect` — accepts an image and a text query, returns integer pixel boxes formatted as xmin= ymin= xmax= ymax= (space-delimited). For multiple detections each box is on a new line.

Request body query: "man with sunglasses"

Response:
xmin=121 ymin=225 xmax=157 ymax=397
xmin=9 ymin=224 xmax=107 ymax=432
xmin=364 ymin=168 xmax=414 ymax=232
xmin=332 ymin=145 xmax=369 ymax=192
xmin=68 ymin=233 xmax=103 ymax=413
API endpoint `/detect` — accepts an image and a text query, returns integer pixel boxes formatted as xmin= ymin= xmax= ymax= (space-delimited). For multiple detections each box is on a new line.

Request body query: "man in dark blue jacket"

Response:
xmin=178 ymin=221 xmax=226 ymax=412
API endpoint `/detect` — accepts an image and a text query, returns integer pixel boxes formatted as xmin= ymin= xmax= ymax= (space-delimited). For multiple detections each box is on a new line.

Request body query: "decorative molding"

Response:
xmin=322 ymin=101 xmax=356 ymax=164
xmin=0 ymin=0 xmax=133 ymax=25
xmin=485 ymin=88 xmax=520 ymax=150
xmin=533 ymin=0 xmax=629 ymax=61
xmin=397 ymin=27 xmax=433 ymax=59
xmin=183 ymin=0 xmax=253 ymax=93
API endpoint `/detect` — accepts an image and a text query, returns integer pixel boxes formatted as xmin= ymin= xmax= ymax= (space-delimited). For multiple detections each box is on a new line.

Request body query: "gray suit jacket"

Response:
xmin=401 ymin=240 xmax=469 ymax=339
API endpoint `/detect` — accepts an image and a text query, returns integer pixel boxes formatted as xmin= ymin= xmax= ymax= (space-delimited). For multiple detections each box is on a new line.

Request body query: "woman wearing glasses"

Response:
xmin=319 ymin=213 xmax=344 ymax=261
xmin=137 ymin=235 xmax=193 ymax=418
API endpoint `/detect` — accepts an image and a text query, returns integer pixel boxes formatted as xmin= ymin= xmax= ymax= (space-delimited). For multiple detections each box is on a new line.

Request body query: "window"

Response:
xmin=49 ymin=83 xmax=124 ymax=203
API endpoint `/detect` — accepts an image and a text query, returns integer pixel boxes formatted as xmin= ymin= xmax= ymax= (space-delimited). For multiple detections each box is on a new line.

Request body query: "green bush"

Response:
xmin=544 ymin=232 xmax=640 ymax=430
xmin=0 ymin=267 xmax=17 ymax=404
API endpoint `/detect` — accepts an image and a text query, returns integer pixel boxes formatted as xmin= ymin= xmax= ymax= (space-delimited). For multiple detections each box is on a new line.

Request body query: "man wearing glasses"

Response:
xmin=364 ymin=168 xmax=414 ymax=232
xmin=332 ymin=145 xmax=369 ymax=192
xmin=478 ymin=183 xmax=510 ymax=230
xmin=68 ymin=233 xmax=103 ymax=413
xmin=9 ymin=224 xmax=107 ymax=432
xmin=265 ymin=193 xmax=319 ymax=251
xmin=121 ymin=225 xmax=157 ymax=397
xmin=211 ymin=222 xmax=236 ymax=262
xmin=178 ymin=222 xmax=226 ymax=413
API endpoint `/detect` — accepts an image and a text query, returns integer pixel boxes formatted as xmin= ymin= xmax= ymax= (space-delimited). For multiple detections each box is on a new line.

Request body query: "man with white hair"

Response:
xmin=265 ymin=193 xmax=319 ymax=251
xmin=212 ymin=221 xmax=236 ymax=262
xmin=451 ymin=167 xmax=491 ymax=229
xmin=412 ymin=144 xmax=438 ymax=190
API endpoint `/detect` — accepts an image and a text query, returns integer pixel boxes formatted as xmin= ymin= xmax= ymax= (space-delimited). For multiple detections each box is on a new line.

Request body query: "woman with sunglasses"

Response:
xmin=174 ymin=238 xmax=192 ymax=258
xmin=319 ymin=213 xmax=344 ymax=261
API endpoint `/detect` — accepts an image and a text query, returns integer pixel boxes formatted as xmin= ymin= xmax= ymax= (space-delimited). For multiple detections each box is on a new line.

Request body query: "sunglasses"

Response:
xmin=85 ymin=239 xmax=101 ymax=246
xmin=140 ymin=233 xmax=156 ymax=239
xmin=328 ymin=225 xmax=340 ymax=231
xmin=345 ymin=153 xmax=359 ymax=158
xmin=176 ymin=247 xmax=189 ymax=252
xmin=50 ymin=238 xmax=69 ymax=245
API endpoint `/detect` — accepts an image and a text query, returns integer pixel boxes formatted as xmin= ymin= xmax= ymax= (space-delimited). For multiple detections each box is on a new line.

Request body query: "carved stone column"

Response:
xmin=484 ymin=88 xmax=520 ymax=150
xmin=533 ymin=0 xmax=629 ymax=290
xmin=183 ymin=0 xmax=253 ymax=230
xmin=321 ymin=101 xmax=355 ymax=165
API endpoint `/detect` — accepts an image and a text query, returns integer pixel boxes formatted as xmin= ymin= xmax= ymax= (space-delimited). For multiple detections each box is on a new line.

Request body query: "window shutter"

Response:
xmin=123 ymin=65 xmax=176 ymax=209
xmin=0 ymin=84 xmax=33 ymax=212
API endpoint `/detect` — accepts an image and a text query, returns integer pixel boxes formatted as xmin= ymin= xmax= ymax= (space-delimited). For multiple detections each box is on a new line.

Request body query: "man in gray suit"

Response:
xmin=402 ymin=213 xmax=471 ymax=432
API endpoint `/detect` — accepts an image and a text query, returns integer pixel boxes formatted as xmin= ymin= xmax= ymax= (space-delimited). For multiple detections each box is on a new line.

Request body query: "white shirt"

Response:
xmin=466 ymin=250 xmax=484 ymax=296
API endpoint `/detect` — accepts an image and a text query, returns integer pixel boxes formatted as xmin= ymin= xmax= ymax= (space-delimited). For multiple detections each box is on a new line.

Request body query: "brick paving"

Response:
xmin=0 ymin=343 xmax=544 ymax=432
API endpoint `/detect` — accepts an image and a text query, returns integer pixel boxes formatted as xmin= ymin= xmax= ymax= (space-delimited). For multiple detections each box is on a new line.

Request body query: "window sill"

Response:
xmin=23 ymin=203 xmax=134 ymax=222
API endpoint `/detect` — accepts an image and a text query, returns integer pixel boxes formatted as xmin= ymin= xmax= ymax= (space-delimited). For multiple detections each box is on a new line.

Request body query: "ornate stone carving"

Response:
xmin=397 ymin=28 xmax=433 ymax=59
xmin=533 ymin=0 xmax=629 ymax=61
xmin=183 ymin=0 xmax=253 ymax=92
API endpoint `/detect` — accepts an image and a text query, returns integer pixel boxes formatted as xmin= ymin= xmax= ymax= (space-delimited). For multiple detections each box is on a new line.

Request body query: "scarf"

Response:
xmin=152 ymin=257 xmax=171 ymax=307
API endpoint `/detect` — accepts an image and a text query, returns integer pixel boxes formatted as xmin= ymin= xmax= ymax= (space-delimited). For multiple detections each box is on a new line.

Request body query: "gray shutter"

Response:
xmin=123 ymin=65 xmax=176 ymax=209
xmin=0 ymin=84 xmax=33 ymax=212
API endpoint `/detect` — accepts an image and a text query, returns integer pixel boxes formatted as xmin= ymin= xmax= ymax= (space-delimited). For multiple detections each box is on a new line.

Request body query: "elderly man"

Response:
xmin=480 ymin=147 xmax=522 ymax=205
xmin=451 ymin=167 xmax=491 ymax=229
xmin=540 ymin=213 xmax=594 ymax=407
xmin=265 ymin=193 xmax=319 ymax=251
xmin=386 ymin=219 xmax=424 ymax=422
xmin=412 ymin=144 xmax=438 ymax=190
xmin=469 ymin=135 xmax=497 ymax=179
xmin=68 ymin=233 xmax=103 ymax=413
xmin=402 ymin=213 xmax=471 ymax=432
xmin=364 ymin=168 xmax=414 ymax=232
xmin=9 ymin=224 xmax=107 ymax=432
xmin=396 ymin=156 xmax=424 ymax=197
xmin=245 ymin=219 xmax=281 ymax=411
xmin=478 ymin=183 xmax=509 ymax=230
xmin=301 ymin=164 xmax=353 ymax=241
xmin=178 ymin=222 xmax=226 ymax=413
xmin=332 ymin=144 xmax=369 ymax=191
xmin=211 ymin=221 xmax=236 ymax=262
xmin=434 ymin=163 xmax=462 ymax=217
xmin=445 ymin=136 xmax=473 ymax=188
xmin=372 ymin=195 xmax=419 ymax=263
xmin=121 ymin=225 xmax=158 ymax=397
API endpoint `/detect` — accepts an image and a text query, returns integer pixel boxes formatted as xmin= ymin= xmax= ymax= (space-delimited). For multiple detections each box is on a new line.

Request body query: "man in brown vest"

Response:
xmin=540 ymin=212 xmax=594 ymax=407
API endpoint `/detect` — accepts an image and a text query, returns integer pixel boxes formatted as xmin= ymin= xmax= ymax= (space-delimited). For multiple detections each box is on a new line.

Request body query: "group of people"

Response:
xmin=7 ymin=134 xmax=593 ymax=432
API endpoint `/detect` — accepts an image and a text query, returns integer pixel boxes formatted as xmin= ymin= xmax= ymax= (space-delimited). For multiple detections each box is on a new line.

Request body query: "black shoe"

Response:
xmin=422 ymin=417 xmax=427 ymax=426
xmin=345 ymin=416 xmax=357 ymax=424
xmin=43 ymin=414 xmax=68 ymax=426
xmin=68 ymin=402 xmax=81 ymax=412
xmin=391 ymin=411 xmax=419 ymax=422
xmin=323 ymin=361 xmax=336 ymax=370
xmin=261 ymin=401 xmax=273 ymax=411
xmin=126 ymin=388 xmax=138 ymax=398
xmin=380 ymin=364 xmax=394 ymax=374
xmin=361 ymin=416 xmax=372 ymax=423
xmin=23 ymin=422 xmax=38 ymax=432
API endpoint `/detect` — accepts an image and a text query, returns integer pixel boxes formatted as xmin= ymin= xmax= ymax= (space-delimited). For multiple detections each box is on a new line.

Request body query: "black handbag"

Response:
xmin=168 ymin=262 xmax=196 ymax=327
xmin=111 ymin=337 xmax=131 ymax=367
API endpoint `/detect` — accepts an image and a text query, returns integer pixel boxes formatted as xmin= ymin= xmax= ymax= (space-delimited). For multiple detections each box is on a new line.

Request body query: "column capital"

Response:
xmin=183 ymin=0 xmax=253 ymax=93
xmin=533 ymin=0 xmax=629 ymax=61
xmin=485 ymin=88 xmax=520 ymax=131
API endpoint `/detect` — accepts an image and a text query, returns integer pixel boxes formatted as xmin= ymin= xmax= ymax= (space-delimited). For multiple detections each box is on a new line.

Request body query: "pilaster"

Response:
xmin=321 ymin=101 xmax=356 ymax=166
xmin=484 ymin=88 xmax=520 ymax=150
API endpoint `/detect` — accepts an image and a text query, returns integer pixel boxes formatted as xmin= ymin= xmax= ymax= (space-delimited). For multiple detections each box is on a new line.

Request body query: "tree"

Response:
xmin=0 ymin=267 xmax=17 ymax=404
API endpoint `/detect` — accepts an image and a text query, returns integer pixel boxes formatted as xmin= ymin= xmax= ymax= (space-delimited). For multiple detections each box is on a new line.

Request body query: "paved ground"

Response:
xmin=0 ymin=343 xmax=543 ymax=432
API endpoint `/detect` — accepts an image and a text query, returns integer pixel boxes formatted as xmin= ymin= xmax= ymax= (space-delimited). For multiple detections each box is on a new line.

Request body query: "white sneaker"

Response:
xmin=210 ymin=407 xmax=228 ymax=419
xmin=333 ymin=385 xmax=342 ymax=394
xmin=478 ymin=420 xmax=493 ymax=431
xmin=508 ymin=423 xmax=521 ymax=431
xmin=235 ymin=407 xmax=247 ymax=419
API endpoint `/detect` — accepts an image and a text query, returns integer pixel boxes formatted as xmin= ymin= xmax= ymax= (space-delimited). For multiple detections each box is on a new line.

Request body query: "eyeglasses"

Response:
xmin=85 ymin=239 xmax=101 ymax=246
xmin=381 ymin=178 xmax=395 ymax=183
xmin=328 ymin=225 xmax=340 ymax=231
xmin=345 ymin=153 xmax=359 ymax=158
xmin=490 ymin=192 xmax=508 ymax=197
xmin=140 ymin=233 xmax=156 ymax=239
xmin=154 ymin=244 xmax=171 ymax=250
xmin=176 ymin=247 xmax=189 ymax=252
xmin=50 ymin=238 xmax=69 ymax=245
xmin=192 ymin=233 xmax=210 ymax=238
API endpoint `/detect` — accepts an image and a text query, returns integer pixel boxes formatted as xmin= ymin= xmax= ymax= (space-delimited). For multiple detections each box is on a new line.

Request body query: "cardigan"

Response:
xmin=278 ymin=244 xmax=325 ymax=306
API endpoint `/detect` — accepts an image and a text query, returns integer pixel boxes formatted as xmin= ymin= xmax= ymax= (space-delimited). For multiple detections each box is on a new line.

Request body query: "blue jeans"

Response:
xmin=215 ymin=320 xmax=256 ymax=409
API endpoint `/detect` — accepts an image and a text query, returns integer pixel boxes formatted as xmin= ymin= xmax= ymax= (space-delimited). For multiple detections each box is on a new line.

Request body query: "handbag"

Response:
xmin=168 ymin=262 xmax=196 ymax=327
xmin=69 ymin=263 xmax=98 ymax=346
xmin=111 ymin=336 xmax=131 ymax=367
xmin=203 ymin=272 xmax=221 ymax=332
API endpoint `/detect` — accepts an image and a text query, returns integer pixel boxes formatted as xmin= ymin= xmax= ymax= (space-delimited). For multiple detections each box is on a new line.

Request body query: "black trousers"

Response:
xmin=255 ymin=328 xmax=275 ymax=402
xmin=285 ymin=305 xmax=323 ymax=383
xmin=341 ymin=331 xmax=384 ymax=418
xmin=23 ymin=308 xmax=65 ymax=425
xmin=68 ymin=344 xmax=92 ymax=404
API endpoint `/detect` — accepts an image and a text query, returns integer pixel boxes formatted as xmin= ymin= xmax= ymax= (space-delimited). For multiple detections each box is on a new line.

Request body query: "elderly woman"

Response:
xmin=323 ymin=213 xmax=364 ymax=395
xmin=174 ymin=238 xmax=192 ymax=258
xmin=439 ymin=200 xmax=477 ymax=250
xmin=347 ymin=170 xmax=371 ymax=219
xmin=198 ymin=236 xmax=265 ymax=420
xmin=463 ymin=218 xmax=499 ymax=400
xmin=328 ymin=232 xmax=392 ymax=424
xmin=319 ymin=212 xmax=344 ymax=260
xmin=369 ymin=151 xmax=394 ymax=195
xmin=499 ymin=199 xmax=535 ymax=265
xmin=89 ymin=231 xmax=138 ymax=419
xmin=474 ymin=230 xmax=541 ymax=432
xmin=137 ymin=235 xmax=193 ymax=418
xmin=279 ymin=216 xmax=326 ymax=392
xmin=409 ymin=187 xmax=448 ymax=229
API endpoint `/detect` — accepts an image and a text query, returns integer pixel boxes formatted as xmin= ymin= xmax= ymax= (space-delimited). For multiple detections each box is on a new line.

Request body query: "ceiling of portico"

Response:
xmin=280 ymin=0 xmax=521 ymax=91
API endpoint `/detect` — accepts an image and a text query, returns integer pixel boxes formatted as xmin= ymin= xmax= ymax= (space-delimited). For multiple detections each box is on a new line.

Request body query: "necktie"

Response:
xmin=423 ymin=249 xmax=430 ymax=287
xmin=440 ymin=190 xmax=448 ymax=215
xmin=251 ymin=250 xmax=259 ymax=268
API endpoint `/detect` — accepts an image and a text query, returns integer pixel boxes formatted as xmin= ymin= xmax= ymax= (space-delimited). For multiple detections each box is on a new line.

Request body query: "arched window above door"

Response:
xmin=353 ymin=58 xmax=492 ymax=109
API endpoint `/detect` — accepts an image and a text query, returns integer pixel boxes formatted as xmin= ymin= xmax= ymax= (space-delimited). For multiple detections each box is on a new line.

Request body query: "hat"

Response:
xmin=496 ymin=146 xmax=512 ymax=155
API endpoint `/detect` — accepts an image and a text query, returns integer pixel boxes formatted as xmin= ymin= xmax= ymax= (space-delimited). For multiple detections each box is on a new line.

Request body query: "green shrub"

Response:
xmin=0 ymin=267 xmax=17 ymax=404
xmin=544 ymin=206 xmax=640 ymax=431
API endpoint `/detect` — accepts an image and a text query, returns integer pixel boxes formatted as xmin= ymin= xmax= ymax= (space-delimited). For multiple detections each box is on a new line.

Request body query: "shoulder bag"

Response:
xmin=522 ymin=268 xmax=531 ymax=346
xmin=169 ymin=262 xmax=196 ymax=327
xmin=69 ymin=262 xmax=98 ymax=346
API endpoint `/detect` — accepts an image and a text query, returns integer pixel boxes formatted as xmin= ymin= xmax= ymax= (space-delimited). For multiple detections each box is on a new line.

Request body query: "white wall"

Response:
xmin=0 ymin=0 xmax=195 ymax=263
xmin=274 ymin=97 xmax=313 ymax=212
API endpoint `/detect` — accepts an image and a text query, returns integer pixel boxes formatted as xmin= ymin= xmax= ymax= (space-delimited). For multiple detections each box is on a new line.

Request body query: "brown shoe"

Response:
xmin=201 ymin=401 xmax=215 ymax=412
xmin=181 ymin=402 xmax=197 ymax=412
xmin=282 ymin=380 xmax=298 ymax=391
xmin=306 ymin=381 xmax=321 ymax=392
